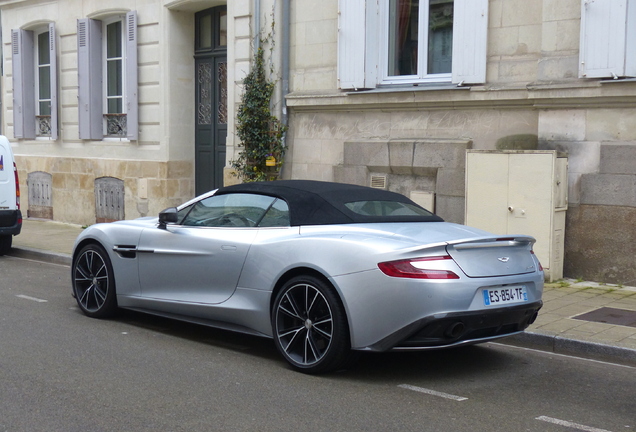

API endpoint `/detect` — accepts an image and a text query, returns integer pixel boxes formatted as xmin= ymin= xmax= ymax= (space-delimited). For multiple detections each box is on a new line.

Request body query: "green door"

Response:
xmin=195 ymin=6 xmax=227 ymax=195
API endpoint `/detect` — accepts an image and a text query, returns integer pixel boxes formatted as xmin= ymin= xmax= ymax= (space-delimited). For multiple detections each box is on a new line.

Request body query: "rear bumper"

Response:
xmin=365 ymin=301 xmax=543 ymax=352
xmin=0 ymin=210 xmax=22 ymax=236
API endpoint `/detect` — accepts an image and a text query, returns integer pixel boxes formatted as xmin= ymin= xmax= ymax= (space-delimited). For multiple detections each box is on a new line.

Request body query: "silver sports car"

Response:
xmin=72 ymin=180 xmax=543 ymax=373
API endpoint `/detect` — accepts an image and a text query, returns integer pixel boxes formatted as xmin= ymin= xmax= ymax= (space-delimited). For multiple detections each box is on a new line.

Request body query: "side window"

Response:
xmin=258 ymin=199 xmax=290 ymax=227
xmin=78 ymin=11 xmax=138 ymax=140
xmin=11 ymin=23 xmax=58 ymax=140
xmin=181 ymin=193 xmax=277 ymax=227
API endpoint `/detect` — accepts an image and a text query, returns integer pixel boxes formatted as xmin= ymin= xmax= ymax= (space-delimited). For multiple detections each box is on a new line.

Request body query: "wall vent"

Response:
xmin=370 ymin=175 xmax=387 ymax=189
xmin=27 ymin=171 xmax=53 ymax=219
xmin=95 ymin=177 xmax=125 ymax=223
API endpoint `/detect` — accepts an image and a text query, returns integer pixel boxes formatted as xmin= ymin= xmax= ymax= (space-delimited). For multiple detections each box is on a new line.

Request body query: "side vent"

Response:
xmin=370 ymin=175 xmax=387 ymax=189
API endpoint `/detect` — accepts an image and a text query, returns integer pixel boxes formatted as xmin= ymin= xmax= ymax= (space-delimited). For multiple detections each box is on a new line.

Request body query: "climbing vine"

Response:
xmin=232 ymin=29 xmax=286 ymax=182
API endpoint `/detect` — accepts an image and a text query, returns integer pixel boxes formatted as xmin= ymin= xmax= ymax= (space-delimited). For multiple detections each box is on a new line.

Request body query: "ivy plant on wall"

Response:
xmin=232 ymin=34 xmax=286 ymax=182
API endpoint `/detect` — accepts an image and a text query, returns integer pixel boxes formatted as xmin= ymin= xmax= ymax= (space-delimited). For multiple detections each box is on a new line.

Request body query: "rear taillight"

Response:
xmin=378 ymin=256 xmax=460 ymax=279
xmin=13 ymin=162 xmax=20 ymax=209
xmin=531 ymin=250 xmax=543 ymax=271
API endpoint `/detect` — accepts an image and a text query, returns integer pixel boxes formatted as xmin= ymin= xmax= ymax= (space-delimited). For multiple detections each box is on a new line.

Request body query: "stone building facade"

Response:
xmin=2 ymin=0 xmax=635 ymax=284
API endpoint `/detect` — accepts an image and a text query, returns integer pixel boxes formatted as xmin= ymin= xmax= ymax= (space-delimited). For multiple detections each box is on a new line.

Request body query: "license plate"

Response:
xmin=483 ymin=286 xmax=528 ymax=306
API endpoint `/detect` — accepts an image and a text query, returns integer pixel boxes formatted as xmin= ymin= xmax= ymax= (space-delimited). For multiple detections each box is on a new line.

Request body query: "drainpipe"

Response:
xmin=281 ymin=0 xmax=289 ymax=128
xmin=281 ymin=0 xmax=290 ymax=176
xmin=254 ymin=0 xmax=260 ymax=51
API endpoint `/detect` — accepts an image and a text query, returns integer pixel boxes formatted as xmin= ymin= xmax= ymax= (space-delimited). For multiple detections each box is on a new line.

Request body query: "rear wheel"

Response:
xmin=72 ymin=244 xmax=117 ymax=318
xmin=0 ymin=236 xmax=11 ymax=255
xmin=272 ymin=275 xmax=355 ymax=374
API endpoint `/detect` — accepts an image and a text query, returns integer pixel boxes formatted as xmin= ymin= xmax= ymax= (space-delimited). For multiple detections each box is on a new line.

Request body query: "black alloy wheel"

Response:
xmin=72 ymin=244 xmax=117 ymax=318
xmin=272 ymin=275 xmax=354 ymax=374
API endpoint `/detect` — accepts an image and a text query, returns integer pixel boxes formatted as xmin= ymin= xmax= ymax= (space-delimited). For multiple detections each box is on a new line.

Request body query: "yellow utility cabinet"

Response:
xmin=465 ymin=151 xmax=568 ymax=281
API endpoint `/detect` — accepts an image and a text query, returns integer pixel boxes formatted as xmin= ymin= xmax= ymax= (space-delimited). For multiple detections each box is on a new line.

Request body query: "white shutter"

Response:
xmin=125 ymin=11 xmax=138 ymax=141
xmin=11 ymin=29 xmax=36 ymax=139
xmin=77 ymin=18 xmax=103 ymax=139
xmin=579 ymin=0 xmax=636 ymax=78
xmin=451 ymin=0 xmax=488 ymax=84
xmin=48 ymin=23 xmax=58 ymax=140
xmin=338 ymin=0 xmax=367 ymax=90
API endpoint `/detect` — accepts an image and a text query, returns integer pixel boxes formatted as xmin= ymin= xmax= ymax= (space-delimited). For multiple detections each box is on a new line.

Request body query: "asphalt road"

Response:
xmin=1 ymin=256 xmax=634 ymax=432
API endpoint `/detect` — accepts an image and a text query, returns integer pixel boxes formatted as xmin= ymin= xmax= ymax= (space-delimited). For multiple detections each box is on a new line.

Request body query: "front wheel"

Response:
xmin=272 ymin=275 xmax=355 ymax=374
xmin=72 ymin=244 xmax=118 ymax=318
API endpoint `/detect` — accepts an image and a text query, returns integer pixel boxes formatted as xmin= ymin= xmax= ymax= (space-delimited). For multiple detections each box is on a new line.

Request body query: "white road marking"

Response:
xmin=536 ymin=416 xmax=613 ymax=432
xmin=490 ymin=342 xmax=636 ymax=370
xmin=398 ymin=384 xmax=468 ymax=401
xmin=16 ymin=294 xmax=48 ymax=303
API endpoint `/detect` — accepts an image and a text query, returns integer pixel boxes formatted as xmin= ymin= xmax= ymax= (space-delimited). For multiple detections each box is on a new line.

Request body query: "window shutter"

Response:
xmin=48 ymin=23 xmax=58 ymax=140
xmin=12 ymin=29 xmax=36 ymax=139
xmin=579 ymin=0 xmax=636 ymax=78
xmin=338 ymin=0 xmax=368 ymax=90
xmin=126 ymin=11 xmax=138 ymax=141
xmin=451 ymin=0 xmax=488 ymax=84
xmin=77 ymin=18 xmax=103 ymax=139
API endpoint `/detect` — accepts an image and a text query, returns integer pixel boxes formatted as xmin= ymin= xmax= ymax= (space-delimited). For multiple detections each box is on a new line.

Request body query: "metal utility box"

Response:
xmin=465 ymin=150 xmax=568 ymax=281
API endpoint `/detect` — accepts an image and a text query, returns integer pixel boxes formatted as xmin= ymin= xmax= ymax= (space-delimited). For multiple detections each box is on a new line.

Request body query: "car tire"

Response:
xmin=72 ymin=243 xmax=118 ymax=318
xmin=272 ymin=275 xmax=355 ymax=374
xmin=0 ymin=235 xmax=11 ymax=255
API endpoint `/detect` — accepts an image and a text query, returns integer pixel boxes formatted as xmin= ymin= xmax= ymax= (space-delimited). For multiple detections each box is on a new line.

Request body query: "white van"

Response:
xmin=0 ymin=136 xmax=21 ymax=255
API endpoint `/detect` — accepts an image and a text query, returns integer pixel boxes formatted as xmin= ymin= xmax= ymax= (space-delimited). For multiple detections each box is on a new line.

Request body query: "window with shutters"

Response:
xmin=77 ymin=11 xmax=138 ymax=140
xmin=11 ymin=24 xmax=58 ymax=140
xmin=338 ymin=0 xmax=488 ymax=90
xmin=579 ymin=0 xmax=636 ymax=79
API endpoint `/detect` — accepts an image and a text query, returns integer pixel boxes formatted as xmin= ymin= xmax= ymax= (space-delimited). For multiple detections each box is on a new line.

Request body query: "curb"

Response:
xmin=8 ymin=246 xmax=72 ymax=266
xmin=501 ymin=331 xmax=636 ymax=367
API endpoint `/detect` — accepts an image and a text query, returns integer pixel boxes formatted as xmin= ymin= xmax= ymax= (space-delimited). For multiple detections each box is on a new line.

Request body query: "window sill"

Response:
xmin=346 ymin=82 xmax=471 ymax=95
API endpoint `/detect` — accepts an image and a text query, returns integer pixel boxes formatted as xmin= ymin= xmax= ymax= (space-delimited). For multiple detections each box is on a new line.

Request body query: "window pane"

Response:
xmin=39 ymin=101 xmax=51 ymax=116
xmin=198 ymin=14 xmax=212 ymax=49
xmin=182 ymin=193 xmax=276 ymax=227
xmin=108 ymin=97 xmax=122 ymax=114
xmin=388 ymin=0 xmax=419 ymax=76
xmin=219 ymin=11 xmax=227 ymax=46
xmin=428 ymin=0 xmax=453 ymax=74
xmin=39 ymin=66 xmax=51 ymax=99
xmin=107 ymin=59 xmax=123 ymax=96
xmin=259 ymin=199 xmax=290 ymax=227
xmin=107 ymin=21 xmax=122 ymax=58
xmin=345 ymin=200 xmax=433 ymax=217
xmin=38 ymin=32 xmax=50 ymax=65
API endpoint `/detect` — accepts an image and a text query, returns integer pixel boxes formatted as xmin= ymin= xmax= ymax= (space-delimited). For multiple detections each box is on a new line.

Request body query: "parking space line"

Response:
xmin=398 ymin=384 xmax=468 ymax=401
xmin=536 ymin=416 xmax=613 ymax=432
xmin=16 ymin=295 xmax=48 ymax=303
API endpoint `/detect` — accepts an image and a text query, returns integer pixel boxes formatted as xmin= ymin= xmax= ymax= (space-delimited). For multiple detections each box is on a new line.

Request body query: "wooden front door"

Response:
xmin=195 ymin=6 xmax=227 ymax=195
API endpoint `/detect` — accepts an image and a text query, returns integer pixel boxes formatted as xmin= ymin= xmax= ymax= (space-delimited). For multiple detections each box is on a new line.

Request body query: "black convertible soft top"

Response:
xmin=216 ymin=180 xmax=444 ymax=226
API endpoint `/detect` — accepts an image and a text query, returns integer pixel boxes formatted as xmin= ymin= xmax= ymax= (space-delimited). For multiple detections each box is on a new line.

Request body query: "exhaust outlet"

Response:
xmin=445 ymin=322 xmax=466 ymax=339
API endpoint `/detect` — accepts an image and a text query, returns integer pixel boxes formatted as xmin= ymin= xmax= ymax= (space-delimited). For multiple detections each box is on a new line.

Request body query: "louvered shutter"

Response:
xmin=126 ymin=11 xmax=138 ymax=141
xmin=579 ymin=0 xmax=636 ymax=78
xmin=338 ymin=0 xmax=368 ymax=90
xmin=77 ymin=18 xmax=103 ymax=139
xmin=48 ymin=23 xmax=58 ymax=140
xmin=12 ymin=29 xmax=36 ymax=139
xmin=451 ymin=0 xmax=488 ymax=84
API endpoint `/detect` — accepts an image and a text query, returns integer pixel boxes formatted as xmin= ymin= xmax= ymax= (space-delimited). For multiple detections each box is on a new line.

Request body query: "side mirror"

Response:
xmin=158 ymin=207 xmax=179 ymax=229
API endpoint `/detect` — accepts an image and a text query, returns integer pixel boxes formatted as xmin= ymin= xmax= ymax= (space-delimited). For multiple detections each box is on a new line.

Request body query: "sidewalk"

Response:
xmin=7 ymin=218 xmax=636 ymax=367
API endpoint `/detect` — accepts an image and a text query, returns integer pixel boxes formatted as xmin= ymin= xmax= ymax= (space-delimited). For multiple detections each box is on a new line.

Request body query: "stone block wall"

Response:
xmin=15 ymin=156 xmax=194 ymax=226
xmin=334 ymin=139 xmax=472 ymax=223
xmin=564 ymin=143 xmax=636 ymax=285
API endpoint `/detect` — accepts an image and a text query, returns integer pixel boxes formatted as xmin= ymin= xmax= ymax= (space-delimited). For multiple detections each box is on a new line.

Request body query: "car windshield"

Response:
xmin=344 ymin=200 xmax=433 ymax=217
